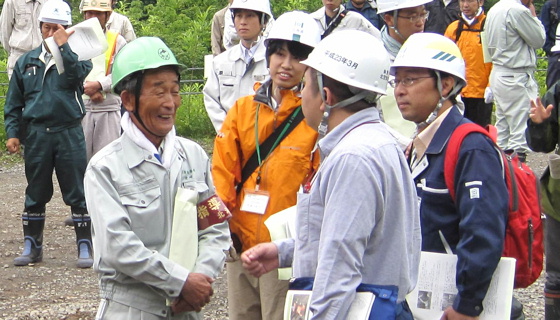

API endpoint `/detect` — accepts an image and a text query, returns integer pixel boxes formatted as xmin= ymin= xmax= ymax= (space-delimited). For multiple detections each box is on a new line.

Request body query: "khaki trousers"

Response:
xmin=227 ymin=259 xmax=289 ymax=320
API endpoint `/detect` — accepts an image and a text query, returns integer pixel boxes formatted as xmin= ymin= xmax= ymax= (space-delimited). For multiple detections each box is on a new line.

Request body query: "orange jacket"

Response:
xmin=212 ymin=81 xmax=319 ymax=252
xmin=444 ymin=12 xmax=492 ymax=98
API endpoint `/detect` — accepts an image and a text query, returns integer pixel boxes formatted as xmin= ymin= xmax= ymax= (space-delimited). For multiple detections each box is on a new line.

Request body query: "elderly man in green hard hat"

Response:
xmin=84 ymin=36 xmax=231 ymax=320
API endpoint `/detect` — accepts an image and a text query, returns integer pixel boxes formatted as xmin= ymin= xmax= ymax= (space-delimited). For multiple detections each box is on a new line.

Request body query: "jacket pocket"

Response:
xmin=119 ymin=177 xmax=163 ymax=246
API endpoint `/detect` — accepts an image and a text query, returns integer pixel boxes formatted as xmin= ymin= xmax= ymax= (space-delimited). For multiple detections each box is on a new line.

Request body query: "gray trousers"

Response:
xmin=95 ymin=299 xmax=202 ymax=320
xmin=490 ymin=69 xmax=538 ymax=153
xmin=82 ymin=110 xmax=121 ymax=162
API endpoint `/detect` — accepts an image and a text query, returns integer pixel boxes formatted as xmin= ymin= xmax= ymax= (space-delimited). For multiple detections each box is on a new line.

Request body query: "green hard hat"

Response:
xmin=112 ymin=37 xmax=183 ymax=92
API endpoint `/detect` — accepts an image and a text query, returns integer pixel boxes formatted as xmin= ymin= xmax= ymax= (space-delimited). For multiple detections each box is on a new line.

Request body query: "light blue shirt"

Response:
xmin=276 ymin=107 xmax=421 ymax=319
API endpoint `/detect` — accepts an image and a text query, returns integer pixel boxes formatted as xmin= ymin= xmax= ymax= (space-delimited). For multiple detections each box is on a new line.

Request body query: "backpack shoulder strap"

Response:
xmin=444 ymin=123 xmax=492 ymax=200
xmin=455 ymin=19 xmax=464 ymax=42
xmin=322 ymin=9 xmax=348 ymax=39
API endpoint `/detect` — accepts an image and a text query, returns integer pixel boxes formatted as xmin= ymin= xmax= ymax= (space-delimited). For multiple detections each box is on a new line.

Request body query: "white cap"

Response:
xmin=377 ymin=0 xmax=432 ymax=14
xmin=302 ymin=30 xmax=390 ymax=95
xmin=230 ymin=0 xmax=272 ymax=21
xmin=264 ymin=11 xmax=321 ymax=48
xmin=39 ymin=0 xmax=72 ymax=26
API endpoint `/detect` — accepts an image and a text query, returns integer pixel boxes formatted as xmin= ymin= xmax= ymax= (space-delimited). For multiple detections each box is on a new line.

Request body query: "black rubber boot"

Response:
xmin=14 ymin=212 xmax=45 ymax=266
xmin=545 ymin=288 xmax=560 ymax=320
xmin=72 ymin=209 xmax=93 ymax=269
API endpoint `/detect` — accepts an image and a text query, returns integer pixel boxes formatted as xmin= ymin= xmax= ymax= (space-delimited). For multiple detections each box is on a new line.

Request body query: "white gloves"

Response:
xmin=484 ymin=87 xmax=494 ymax=104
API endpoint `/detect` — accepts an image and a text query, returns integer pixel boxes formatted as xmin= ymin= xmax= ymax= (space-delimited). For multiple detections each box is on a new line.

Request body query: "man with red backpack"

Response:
xmin=392 ymin=33 xmax=515 ymax=320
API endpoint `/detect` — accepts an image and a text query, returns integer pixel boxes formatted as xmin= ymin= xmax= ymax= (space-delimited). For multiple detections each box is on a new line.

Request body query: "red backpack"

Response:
xmin=444 ymin=123 xmax=544 ymax=289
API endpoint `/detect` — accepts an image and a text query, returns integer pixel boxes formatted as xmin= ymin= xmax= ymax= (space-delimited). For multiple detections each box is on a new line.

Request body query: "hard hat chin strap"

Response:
xmin=132 ymin=73 xmax=167 ymax=139
xmin=316 ymin=71 xmax=370 ymax=138
xmin=390 ymin=9 xmax=407 ymax=42
xmin=415 ymin=71 xmax=464 ymax=134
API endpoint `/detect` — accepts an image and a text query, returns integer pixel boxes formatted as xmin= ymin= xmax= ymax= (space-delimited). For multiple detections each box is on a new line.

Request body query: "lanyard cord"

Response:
xmin=254 ymin=104 xmax=302 ymax=172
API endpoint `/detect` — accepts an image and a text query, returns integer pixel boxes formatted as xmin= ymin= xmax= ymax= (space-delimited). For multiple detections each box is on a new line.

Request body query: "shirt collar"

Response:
xmin=461 ymin=7 xmax=483 ymax=25
xmin=412 ymin=107 xmax=452 ymax=165
xmin=319 ymin=107 xmax=381 ymax=158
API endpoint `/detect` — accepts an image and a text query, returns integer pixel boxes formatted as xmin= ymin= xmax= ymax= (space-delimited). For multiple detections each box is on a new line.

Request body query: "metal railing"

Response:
xmin=0 ymin=67 xmax=206 ymax=99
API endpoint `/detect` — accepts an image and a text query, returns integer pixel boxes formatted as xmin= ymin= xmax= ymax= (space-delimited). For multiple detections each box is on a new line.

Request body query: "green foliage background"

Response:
xmin=0 ymin=0 xmax=553 ymax=149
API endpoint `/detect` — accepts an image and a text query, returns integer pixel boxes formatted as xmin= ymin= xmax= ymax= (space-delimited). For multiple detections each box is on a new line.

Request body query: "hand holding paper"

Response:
xmin=53 ymin=24 xmax=73 ymax=46
xmin=45 ymin=17 xmax=108 ymax=74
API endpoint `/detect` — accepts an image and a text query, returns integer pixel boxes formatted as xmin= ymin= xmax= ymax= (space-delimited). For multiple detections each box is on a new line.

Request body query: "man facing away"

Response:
xmin=241 ymin=30 xmax=421 ymax=320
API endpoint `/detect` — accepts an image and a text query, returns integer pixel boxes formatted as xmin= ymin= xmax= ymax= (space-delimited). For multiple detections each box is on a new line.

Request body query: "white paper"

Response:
xmin=284 ymin=290 xmax=374 ymax=320
xmin=167 ymin=187 xmax=199 ymax=305
xmin=264 ymin=205 xmax=297 ymax=280
xmin=407 ymin=252 xmax=515 ymax=320
xmin=45 ymin=17 xmax=108 ymax=74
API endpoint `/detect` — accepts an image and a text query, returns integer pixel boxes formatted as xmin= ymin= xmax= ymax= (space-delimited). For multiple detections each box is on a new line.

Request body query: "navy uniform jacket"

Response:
xmin=412 ymin=106 xmax=508 ymax=317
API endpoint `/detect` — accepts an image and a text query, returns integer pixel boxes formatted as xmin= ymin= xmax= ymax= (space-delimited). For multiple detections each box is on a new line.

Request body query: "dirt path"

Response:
xmin=0 ymin=154 xmax=548 ymax=319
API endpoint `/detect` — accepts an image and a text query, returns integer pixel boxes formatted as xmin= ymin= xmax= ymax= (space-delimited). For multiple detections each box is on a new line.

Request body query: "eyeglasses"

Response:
xmin=397 ymin=12 xmax=430 ymax=23
xmin=388 ymin=76 xmax=433 ymax=88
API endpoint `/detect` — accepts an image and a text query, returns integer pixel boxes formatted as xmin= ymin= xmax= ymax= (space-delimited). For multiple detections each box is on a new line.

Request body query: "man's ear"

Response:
xmin=383 ymin=13 xmax=394 ymax=27
xmin=323 ymin=87 xmax=338 ymax=107
xmin=441 ymin=76 xmax=456 ymax=97
xmin=121 ymin=90 xmax=135 ymax=113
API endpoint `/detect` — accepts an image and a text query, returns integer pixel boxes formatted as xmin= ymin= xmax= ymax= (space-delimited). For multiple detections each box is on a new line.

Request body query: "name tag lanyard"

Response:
xmin=253 ymin=104 xmax=302 ymax=191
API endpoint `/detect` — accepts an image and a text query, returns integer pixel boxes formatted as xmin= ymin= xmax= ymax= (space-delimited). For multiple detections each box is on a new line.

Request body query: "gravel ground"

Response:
xmin=0 ymin=152 xmax=549 ymax=319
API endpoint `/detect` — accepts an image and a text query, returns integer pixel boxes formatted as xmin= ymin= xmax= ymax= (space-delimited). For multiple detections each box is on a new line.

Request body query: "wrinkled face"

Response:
xmin=385 ymin=5 xmax=427 ymax=44
xmin=301 ymin=68 xmax=324 ymax=131
xmin=459 ymin=0 xmax=480 ymax=19
xmin=84 ymin=10 xmax=109 ymax=30
xmin=393 ymin=67 xmax=439 ymax=124
xmin=323 ymin=0 xmax=343 ymax=12
xmin=268 ymin=42 xmax=307 ymax=90
xmin=234 ymin=9 xmax=263 ymax=42
xmin=41 ymin=22 xmax=62 ymax=40
xmin=125 ymin=68 xmax=181 ymax=146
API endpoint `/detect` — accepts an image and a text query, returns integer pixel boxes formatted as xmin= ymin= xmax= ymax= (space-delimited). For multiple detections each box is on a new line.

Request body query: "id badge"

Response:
xmin=240 ymin=189 xmax=270 ymax=214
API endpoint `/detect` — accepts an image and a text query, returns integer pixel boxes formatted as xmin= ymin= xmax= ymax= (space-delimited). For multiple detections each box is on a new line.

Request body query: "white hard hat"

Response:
xmin=230 ymin=0 xmax=272 ymax=22
xmin=391 ymin=32 xmax=466 ymax=86
xmin=264 ymin=11 xmax=321 ymax=48
xmin=377 ymin=0 xmax=432 ymax=14
xmin=302 ymin=30 xmax=390 ymax=95
xmin=39 ymin=0 xmax=72 ymax=26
